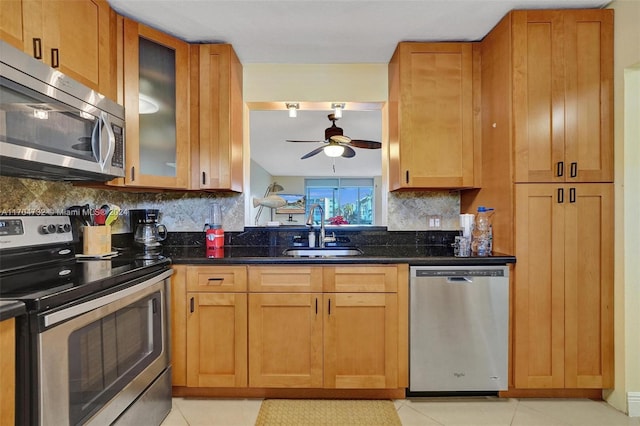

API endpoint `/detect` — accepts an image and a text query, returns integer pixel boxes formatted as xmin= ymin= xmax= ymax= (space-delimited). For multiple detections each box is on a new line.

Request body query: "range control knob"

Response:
xmin=41 ymin=224 xmax=57 ymax=234
xmin=57 ymin=224 xmax=71 ymax=233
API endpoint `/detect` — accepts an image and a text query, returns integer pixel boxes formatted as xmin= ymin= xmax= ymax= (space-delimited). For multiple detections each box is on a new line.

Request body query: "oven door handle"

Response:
xmin=43 ymin=269 xmax=173 ymax=327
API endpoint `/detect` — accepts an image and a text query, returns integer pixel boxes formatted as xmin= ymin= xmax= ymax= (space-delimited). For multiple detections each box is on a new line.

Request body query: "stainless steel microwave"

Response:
xmin=0 ymin=40 xmax=125 ymax=181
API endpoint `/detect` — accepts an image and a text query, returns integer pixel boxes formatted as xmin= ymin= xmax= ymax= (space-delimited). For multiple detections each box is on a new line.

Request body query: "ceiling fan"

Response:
xmin=286 ymin=114 xmax=382 ymax=159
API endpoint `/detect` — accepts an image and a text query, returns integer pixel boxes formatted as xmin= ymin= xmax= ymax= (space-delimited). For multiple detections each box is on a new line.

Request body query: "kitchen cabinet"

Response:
xmin=0 ymin=318 xmax=15 ymax=425
xmin=190 ymin=44 xmax=243 ymax=191
xmin=513 ymin=183 xmax=613 ymax=389
xmin=185 ymin=266 xmax=248 ymax=388
xmin=248 ymin=265 xmax=406 ymax=389
xmin=388 ymin=42 xmax=478 ymax=190
xmin=512 ymin=10 xmax=613 ymax=183
xmin=460 ymin=9 xmax=614 ymax=394
xmin=0 ymin=0 xmax=116 ymax=99
xmin=117 ymin=18 xmax=190 ymax=189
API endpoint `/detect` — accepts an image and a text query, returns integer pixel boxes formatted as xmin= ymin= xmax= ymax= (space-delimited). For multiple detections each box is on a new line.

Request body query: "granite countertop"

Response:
xmin=164 ymin=244 xmax=516 ymax=266
xmin=0 ymin=300 xmax=26 ymax=321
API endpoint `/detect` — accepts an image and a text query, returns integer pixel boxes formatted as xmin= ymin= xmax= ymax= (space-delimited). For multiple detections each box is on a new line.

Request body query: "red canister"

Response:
xmin=206 ymin=226 xmax=224 ymax=249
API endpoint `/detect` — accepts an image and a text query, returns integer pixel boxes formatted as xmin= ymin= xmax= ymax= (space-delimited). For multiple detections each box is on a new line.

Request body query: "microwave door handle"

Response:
xmin=90 ymin=115 xmax=102 ymax=164
xmin=99 ymin=112 xmax=115 ymax=171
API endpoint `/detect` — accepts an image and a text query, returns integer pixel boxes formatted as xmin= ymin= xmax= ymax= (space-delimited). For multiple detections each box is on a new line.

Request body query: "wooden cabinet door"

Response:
xmin=0 ymin=0 xmax=25 ymax=49
xmin=563 ymin=183 xmax=613 ymax=388
xmin=121 ymin=18 xmax=190 ymax=188
xmin=562 ymin=10 xmax=613 ymax=183
xmin=514 ymin=184 xmax=565 ymax=388
xmin=248 ymin=293 xmax=323 ymax=388
xmin=512 ymin=10 xmax=613 ymax=183
xmin=42 ymin=0 xmax=113 ymax=96
xmin=0 ymin=318 xmax=15 ymax=426
xmin=0 ymin=0 xmax=115 ymax=98
xmin=389 ymin=42 xmax=475 ymax=189
xmin=186 ymin=292 xmax=247 ymax=387
xmin=514 ymin=183 xmax=613 ymax=389
xmin=323 ymin=293 xmax=398 ymax=389
xmin=193 ymin=44 xmax=243 ymax=191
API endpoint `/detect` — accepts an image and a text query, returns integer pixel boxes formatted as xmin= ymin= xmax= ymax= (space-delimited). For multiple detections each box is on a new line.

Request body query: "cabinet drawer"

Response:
xmin=186 ymin=266 xmax=247 ymax=292
xmin=324 ymin=265 xmax=398 ymax=293
xmin=248 ymin=266 xmax=323 ymax=292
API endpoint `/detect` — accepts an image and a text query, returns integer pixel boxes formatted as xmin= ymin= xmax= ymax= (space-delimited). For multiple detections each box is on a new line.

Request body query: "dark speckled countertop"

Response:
xmin=131 ymin=228 xmax=516 ymax=266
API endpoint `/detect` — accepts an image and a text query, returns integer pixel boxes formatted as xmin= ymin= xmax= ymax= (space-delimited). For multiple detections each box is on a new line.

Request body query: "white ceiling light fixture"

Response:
xmin=286 ymin=102 xmax=299 ymax=118
xmin=323 ymin=142 xmax=345 ymax=157
xmin=139 ymin=93 xmax=160 ymax=114
xmin=331 ymin=103 xmax=345 ymax=118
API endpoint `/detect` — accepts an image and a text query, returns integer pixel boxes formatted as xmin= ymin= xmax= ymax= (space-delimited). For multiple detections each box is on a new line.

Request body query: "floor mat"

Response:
xmin=254 ymin=399 xmax=402 ymax=425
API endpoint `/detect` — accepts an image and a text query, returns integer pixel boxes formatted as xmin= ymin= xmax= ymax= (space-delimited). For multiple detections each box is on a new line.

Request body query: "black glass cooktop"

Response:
xmin=0 ymin=254 xmax=171 ymax=312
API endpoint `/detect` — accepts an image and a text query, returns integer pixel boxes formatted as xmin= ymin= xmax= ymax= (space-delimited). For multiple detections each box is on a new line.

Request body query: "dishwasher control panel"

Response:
xmin=414 ymin=268 xmax=506 ymax=277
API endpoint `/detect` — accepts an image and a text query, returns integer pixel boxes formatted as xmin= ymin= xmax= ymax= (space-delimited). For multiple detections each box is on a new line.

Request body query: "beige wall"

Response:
xmin=607 ymin=0 xmax=640 ymax=415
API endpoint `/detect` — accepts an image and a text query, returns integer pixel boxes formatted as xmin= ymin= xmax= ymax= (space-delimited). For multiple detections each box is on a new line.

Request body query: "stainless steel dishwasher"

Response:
xmin=409 ymin=265 xmax=509 ymax=394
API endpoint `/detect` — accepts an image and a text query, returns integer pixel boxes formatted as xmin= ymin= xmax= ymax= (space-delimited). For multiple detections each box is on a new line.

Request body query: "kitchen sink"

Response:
xmin=282 ymin=247 xmax=363 ymax=257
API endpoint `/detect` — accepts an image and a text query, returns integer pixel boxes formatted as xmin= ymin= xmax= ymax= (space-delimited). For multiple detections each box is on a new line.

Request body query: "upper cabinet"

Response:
xmin=120 ymin=18 xmax=190 ymax=189
xmin=512 ymin=10 xmax=613 ymax=183
xmin=388 ymin=42 xmax=478 ymax=190
xmin=0 ymin=0 xmax=116 ymax=99
xmin=190 ymin=44 xmax=244 ymax=191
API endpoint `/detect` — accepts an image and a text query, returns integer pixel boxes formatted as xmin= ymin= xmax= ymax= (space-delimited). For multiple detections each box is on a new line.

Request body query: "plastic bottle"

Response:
xmin=472 ymin=206 xmax=494 ymax=256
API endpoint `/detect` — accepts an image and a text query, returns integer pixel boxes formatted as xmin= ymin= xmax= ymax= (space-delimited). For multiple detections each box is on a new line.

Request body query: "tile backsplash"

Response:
xmin=0 ymin=176 xmax=460 ymax=232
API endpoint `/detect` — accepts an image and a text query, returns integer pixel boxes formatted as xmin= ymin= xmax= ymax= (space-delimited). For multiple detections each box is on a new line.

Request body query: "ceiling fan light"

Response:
xmin=286 ymin=103 xmax=299 ymax=118
xmin=331 ymin=103 xmax=344 ymax=118
xmin=324 ymin=144 xmax=345 ymax=157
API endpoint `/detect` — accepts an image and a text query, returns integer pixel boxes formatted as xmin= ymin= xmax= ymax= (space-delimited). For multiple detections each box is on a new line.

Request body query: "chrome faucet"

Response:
xmin=306 ymin=204 xmax=326 ymax=248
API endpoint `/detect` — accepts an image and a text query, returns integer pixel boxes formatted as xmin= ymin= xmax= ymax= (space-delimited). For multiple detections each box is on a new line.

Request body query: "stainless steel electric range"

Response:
xmin=0 ymin=215 xmax=173 ymax=426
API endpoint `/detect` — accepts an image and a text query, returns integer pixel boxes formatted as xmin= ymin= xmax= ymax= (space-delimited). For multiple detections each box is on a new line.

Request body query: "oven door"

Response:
xmin=37 ymin=269 xmax=172 ymax=426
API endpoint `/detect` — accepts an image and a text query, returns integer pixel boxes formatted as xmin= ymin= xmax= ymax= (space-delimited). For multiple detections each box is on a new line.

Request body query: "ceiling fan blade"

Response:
xmin=330 ymin=135 xmax=351 ymax=144
xmin=348 ymin=139 xmax=382 ymax=149
xmin=341 ymin=145 xmax=356 ymax=158
xmin=286 ymin=139 xmax=325 ymax=143
xmin=301 ymin=146 xmax=326 ymax=159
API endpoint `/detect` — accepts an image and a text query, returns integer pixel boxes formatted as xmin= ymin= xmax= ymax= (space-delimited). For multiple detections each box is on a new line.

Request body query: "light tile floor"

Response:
xmin=161 ymin=397 xmax=640 ymax=426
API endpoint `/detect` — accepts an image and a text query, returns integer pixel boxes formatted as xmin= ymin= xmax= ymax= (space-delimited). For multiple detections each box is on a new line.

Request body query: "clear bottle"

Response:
xmin=472 ymin=206 xmax=494 ymax=256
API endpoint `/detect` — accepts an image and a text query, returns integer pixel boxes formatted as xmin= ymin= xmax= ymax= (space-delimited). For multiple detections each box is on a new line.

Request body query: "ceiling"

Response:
xmin=107 ymin=0 xmax=609 ymax=177
xmin=108 ymin=0 xmax=608 ymax=64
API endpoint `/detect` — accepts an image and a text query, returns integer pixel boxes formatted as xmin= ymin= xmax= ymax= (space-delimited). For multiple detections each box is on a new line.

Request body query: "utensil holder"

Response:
xmin=83 ymin=226 xmax=112 ymax=255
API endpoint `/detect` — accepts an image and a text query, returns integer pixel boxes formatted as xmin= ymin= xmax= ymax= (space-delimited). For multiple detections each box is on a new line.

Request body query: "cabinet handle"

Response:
xmin=328 ymin=298 xmax=331 ymax=315
xmin=190 ymin=297 xmax=195 ymax=313
xmin=569 ymin=187 xmax=576 ymax=203
xmin=202 ymin=171 xmax=206 ymax=185
xmin=556 ymin=161 xmax=564 ymax=177
xmin=405 ymin=170 xmax=409 ymax=184
xmin=51 ymin=48 xmax=59 ymax=68
xmin=315 ymin=298 xmax=318 ymax=315
xmin=32 ymin=38 xmax=42 ymax=59
xmin=570 ymin=162 xmax=578 ymax=178
xmin=207 ymin=278 xmax=224 ymax=284
xmin=131 ymin=166 xmax=135 ymax=181
xmin=557 ymin=188 xmax=564 ymax=203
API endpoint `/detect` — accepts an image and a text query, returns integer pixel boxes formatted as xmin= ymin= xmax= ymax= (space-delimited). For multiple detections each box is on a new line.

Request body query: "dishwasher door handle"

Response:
xmin=447 ymin=276 xmax=472 ymax=283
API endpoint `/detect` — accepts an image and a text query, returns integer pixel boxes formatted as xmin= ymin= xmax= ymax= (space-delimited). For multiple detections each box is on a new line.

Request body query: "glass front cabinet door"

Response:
xmin=120 ymin=18 xmax=189 ymax=188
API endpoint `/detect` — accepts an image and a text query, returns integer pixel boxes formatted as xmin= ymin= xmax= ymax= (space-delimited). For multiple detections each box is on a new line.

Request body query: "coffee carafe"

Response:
xmin=130 ymin=209 xmax=167 ymax=248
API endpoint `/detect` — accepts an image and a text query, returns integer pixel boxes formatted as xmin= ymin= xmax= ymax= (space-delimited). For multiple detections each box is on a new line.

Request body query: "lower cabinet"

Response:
xmin=174 ymin=264 xmax=408 ymax=391
xmin=248 ymin=292 xmax=323 ymax=388
xmin=323 ymin=292 xmax=398 ymax=388
xmin=0 ymin=317 xmax=15 ymax=425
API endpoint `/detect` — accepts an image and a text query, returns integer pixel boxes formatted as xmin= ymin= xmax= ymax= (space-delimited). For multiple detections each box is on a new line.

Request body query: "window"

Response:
xmin=305 ymin=178 xmax=374 ymax=225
